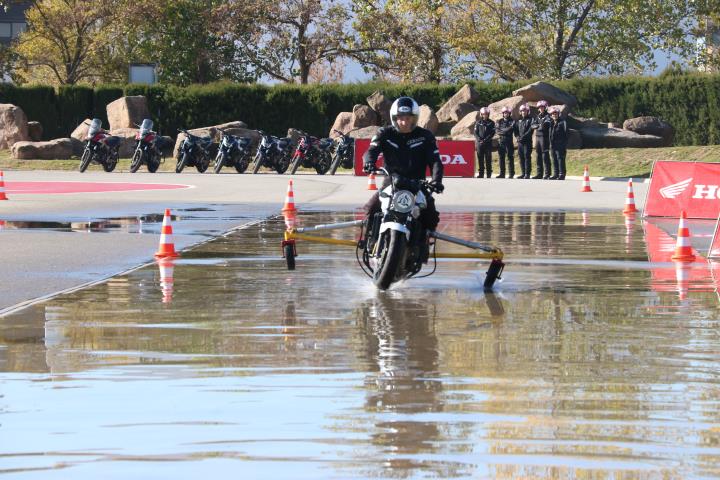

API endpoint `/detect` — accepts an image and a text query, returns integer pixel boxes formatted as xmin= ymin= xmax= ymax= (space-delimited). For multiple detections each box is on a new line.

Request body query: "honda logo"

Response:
xmin=440 ymin=154 xmax=467 ymax=165
xmin=660 ymin=178 xmax=692 ymax=199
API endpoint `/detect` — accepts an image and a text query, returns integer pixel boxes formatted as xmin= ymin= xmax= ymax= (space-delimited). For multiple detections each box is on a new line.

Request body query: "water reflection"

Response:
xmin=2 ymin=212 xmax=720 ymax=478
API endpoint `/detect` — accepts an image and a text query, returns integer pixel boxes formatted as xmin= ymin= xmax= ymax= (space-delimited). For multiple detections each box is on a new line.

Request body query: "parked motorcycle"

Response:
xmin=359 ymin=168 xmax=444 ymax=290
xmin=214 ymin=129 xmax=253 ymax=174
xmin=329 ymin=130 xmax=355 ymax=175
xmin=251 ymin=131 xmax=294 ymax=174
xmin=288 ymin=134 xmax=334 ymax=175
xmin=130 ymin=119 xmax=163 ymax=173
xmin=176 ymin=129 xmax=214 ymax=173
xmin=79 ymin=118 xmax=120 ymax=173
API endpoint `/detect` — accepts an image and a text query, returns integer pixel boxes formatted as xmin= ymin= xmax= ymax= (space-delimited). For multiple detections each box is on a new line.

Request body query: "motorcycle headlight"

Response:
xmin=391 ymin=190 xmax=415 ymax=213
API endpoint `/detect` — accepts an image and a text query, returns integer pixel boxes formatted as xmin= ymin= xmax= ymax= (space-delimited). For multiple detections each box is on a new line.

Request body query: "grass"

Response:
xmin=1 ymin=145 xmax=720 ymax=177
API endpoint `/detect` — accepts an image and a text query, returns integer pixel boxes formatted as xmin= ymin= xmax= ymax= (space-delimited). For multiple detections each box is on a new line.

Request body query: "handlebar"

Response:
xmin=368 ymin=167 xmax=442 ymax=194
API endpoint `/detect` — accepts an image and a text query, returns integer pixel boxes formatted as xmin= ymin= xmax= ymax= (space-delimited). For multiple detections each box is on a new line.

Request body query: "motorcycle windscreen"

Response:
xmin=139 ymin=119 xmax=153 ymax=136
xmin=87 ymin=118 xmax=103 ymax=138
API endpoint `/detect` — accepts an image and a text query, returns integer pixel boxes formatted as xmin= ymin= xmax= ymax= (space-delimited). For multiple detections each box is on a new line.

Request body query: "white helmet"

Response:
xmin=479 ymin=107 xmax=490 ymax=115
xmin=390 ymin=96 xmax=420 ymax=129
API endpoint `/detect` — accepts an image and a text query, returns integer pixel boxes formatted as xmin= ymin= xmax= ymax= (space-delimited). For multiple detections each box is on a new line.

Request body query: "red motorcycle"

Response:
xmin=288 ymin=134 xmax=334 ymax=175
xmin=130 ymin=119 xmax=163 ymax=173
xmin=79 ymin=118 xmax=120 ymax=173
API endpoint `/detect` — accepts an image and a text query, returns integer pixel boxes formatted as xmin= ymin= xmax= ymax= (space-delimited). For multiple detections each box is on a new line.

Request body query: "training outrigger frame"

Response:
xmin=281 ymin=218 xmax=505 ymax=288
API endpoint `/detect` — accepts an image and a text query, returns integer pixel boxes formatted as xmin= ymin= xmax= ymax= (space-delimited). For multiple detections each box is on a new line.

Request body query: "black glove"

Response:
xmin=363 ymin=162 xmax=376 ymax=174
xmin=431 ymin=181 xmax=444 ymax=194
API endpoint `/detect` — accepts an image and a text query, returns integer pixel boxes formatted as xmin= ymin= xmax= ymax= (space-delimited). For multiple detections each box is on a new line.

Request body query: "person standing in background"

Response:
xmin=496 ymin=106 xmax=516 ymax=178
xmin=514 ymin=104 xmax=534 ymax=179
xmin=474 ymin=107 xmax=495 ymax=178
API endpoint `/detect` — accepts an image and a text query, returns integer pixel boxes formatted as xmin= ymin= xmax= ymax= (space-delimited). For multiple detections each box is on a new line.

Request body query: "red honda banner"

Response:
xmin=646 ymin=161 xmax=720 ymax=219
xmin=353 ymin=138 xmax=475 ymax=177
xmin=709 ymin=215 xmax=720 ymax=258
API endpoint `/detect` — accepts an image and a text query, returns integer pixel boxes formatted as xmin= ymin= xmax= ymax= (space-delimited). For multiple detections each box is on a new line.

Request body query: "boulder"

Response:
xmin=351 ymin=104 xmax=378 ymax=129
xmin=623 ymin=116 xmax=674 ymax=146
xmin=110 ymin=128 xmax=139 ymax=158
xmin=27 ymin=121 xmax=43 ymax=142
xmin=11 ymin=138 xmax=73 ymax=160
xmin=566 ymin=115 xmax=601 ymax=130
xmin=329 ymin=112 xmax=353 ymax=138
xmin=287 ymin=128 xmax=307 ymax=143
xmin=172 ymin=121 xmax=246 ymax=158
xmin=567 ymin=129 xmax=582 ymax=149
xmin=513 ymin=81 xmax=577 ymax=109
xmin=418 ymin=105 xmax=439 ymax=134
xmin=436 ymin=84 xmax=480 ymax=123
xmin=0 ymin=104 xmax=29 ymax=149
xmin=488 ymin=96 xmax=525 ymax=122
xmin=450 ymin=110 xmax=481 ymax=139
xmin=366 ymin=91 xmax=392 ymax=126
xmin=348 ymin=126 xmax=381 ymax=139
xmin=579 ymin=126 xmax=665 ymax=148
xmin=106 ymin=96 xmax=151 ymax=131
xmin=71 ymin=119 xmax=93 ymax=142
xmin=69 ymin=137 xmax=85 ymax=157
xmin=448 ymin=102 xmax=479 ymax=123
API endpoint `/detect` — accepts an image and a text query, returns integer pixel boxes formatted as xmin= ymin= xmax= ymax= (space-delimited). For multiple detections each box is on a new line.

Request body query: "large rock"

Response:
xmin=488 ymin=96 xmax=526 ymax=122
xmin=106 ymin=96 xmax=151 ymax=131
xmin=110 ymin=128 xmax=139 ymax=158
xmin=0 ymin=104 xmax=29 ymax=149
xmin=172 ymin=121 xmax=247 ymax=158
xmin=69 ymin=137 xmax=85 ymax=157
xmin=448 ymin=102 xmax=479 ymax=123
xmin=566 ymin=115 xmax=601 ymax=130
xmin=27 ymin=121 xmax=43 ymax=142
xmin=579 ymin=126 xmax=665 ymax=148
xmin=329 ymin=112 xmax=353 ymax=138
xmin=348 ymin=126 xmax=381 ymax=139
xmin=623 ymin=116 xmax=674 ymax=146
xmin=450 ymin=110 xmax=481 ymax=139
xmin=366 ymin=91 xmax=392 ymax=126
xmin=513 ymin=81 xmax=577 ymax=109
xmin=71 ymin=119 xmax=93 ymax=142
xmin=11 ymin=138 xmax=73 ymax=160
xmin=567 ymin=129 xmax=582 ymax=149
xmin=351 ymin=104 xmax=378 ymax=129
xmin=418 ymin=105 xmax=439 ymax=134
xmin=436 ymin=84 xmax=480 ymax=123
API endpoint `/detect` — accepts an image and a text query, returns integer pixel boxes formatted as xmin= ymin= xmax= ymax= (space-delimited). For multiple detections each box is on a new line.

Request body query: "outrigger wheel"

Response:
xmin=483 ymin=258 xmax=505 ymax=291
xmin=282 ymin=240 xmax=296 ymax=270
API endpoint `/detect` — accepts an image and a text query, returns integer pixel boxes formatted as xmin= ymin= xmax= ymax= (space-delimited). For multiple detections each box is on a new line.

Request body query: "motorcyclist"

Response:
xmin=496 ymin=106 xmax=515 ymax=178
xmin=514 ymin=104 xmax=534 ymax=179
xmin=473 ymin=107 xmax=495 ymax=178
xmin=362 ymin=96 xmax=444 ymax=236
xmin=531 ymin=100 xmax=551 ymax=179
xmin=548 ymin=106 xmax=568 ymax=180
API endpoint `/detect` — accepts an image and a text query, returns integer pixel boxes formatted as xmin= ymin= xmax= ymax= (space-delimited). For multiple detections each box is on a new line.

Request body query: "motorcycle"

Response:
xmin=288 ymin=134 xmax=334 ymax=175
xmin=176 ymin=129 xmax=214 ymax=173
xmin=130 ymin=119 xmax=163 ymax=173
xmin=79 ymin=118 xmax=120 ymax=173
xmin=251 ymin=131 xmax=294 ymax=174
xmin=214 ymin=129 xmax=253 ymax=174
xmin=329 ymin=130 xmax=355 ymax=175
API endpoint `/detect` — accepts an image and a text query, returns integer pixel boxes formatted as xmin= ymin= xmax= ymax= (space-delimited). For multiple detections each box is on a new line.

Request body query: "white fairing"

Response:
xmin=87 ymin=118 xmax=102 ymax=138
xmin=139 ymin=119 xmax=153 ymax=136
xmin=379 ymin=222 xmax=410 ymax=240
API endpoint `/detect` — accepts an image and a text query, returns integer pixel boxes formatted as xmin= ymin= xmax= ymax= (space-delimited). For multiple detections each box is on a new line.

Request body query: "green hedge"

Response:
xmin=1 ymin=74 xmax=719 ymax=145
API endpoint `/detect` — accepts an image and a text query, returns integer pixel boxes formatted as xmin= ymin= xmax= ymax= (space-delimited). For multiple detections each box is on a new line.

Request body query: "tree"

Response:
xmin=12 ymin=0 xmax=117 ymax=85
xmin=446 ymin=0 xmax=701 ymax=81
xmin=350 ymin=0 xmax=462 ymax=83
xmin=222 ymin=0 xmax=357 ymax=84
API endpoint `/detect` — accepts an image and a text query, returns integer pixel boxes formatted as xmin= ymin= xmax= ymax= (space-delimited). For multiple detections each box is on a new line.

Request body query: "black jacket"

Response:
xmin=515 ymin=116 xmax=534 ymax=144
xmin=363 ymin=126 xmax=443 ymax=183
xmin=497 ymin=118 xmax=515 ymax=143
xmin=532 ymin=111 xmax=551 ymax=141
xmin=549 ymin=119 xmax=568 ymax=149
xmin=473 ymin=119 xmax=495 ymax=147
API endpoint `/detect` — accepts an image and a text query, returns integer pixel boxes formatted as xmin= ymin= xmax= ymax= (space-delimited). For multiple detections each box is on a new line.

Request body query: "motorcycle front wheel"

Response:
xmin=130 ymin=148 xmax=143 ymax=173
xmin=175 ymin=153 xmax=187 ymax=173
xmin=373 ymin=230 xmax=406 ymax=290
xmin=252 ymin=153 xmax=263 ymax=174
xmin=79 ymin=148 xmax=92 ymax=173
xmin=329 ymin=152 xmax=342 ymax=175
xmin=289 ymin=153 xmax=302 ymax=175
xmin=213 ymin=151 xmax=224 ymax=174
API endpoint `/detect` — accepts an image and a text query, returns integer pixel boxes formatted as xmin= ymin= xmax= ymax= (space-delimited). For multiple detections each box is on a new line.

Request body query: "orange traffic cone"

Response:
xmin=283 ymin=211 xmax=297 ymax=230
xmin=0 ymin=220 xmax=5 ymax=230
xmin=674 ymin=260 xmax=691 ymax=301
xmin=580 ymin=165 xmax=592 ymax=192
xmin=157 ymin=257 xmax=175 ymax=304
xmin=0 ymin=171 xmax=8 ymax=200
xmin=671 ymin=210 xmax=696 ymax=262
xmin=282 ymin=180 xmax=298 ymax=213
xmin=367 ymin=172 xmax=377 ymax=191
xmin=623 ymin=178 xmax=638 ymax=214
xmin=155 ymin=209 xmax=180 ymax=258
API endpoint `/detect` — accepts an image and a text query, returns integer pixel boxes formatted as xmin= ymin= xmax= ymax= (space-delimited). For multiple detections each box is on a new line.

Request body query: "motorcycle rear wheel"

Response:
xmin=130 ymin=149 xmax=143 ymax=173
xmin=79 ymin=149 xmax=91 ymax=173
xmin=196 ymin=154 xmax=209 ymax=173
xmin=147 ymin=159 xmax=159 ymax=173
xmin=234 ymin=152 xmax=250 ymax=173
xmin=103 ymin=149 xmax=119 ymax=172
xmin=315 ymin=152 xmax=331 ymax=175
xmin=276 ymin=153 xmax=291 ymax=174
xmin=373 ymin=230 xmax=406 ymax=290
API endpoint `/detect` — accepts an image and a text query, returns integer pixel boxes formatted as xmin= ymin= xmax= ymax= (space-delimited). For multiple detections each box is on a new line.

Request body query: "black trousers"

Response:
xmin=551 ymin=147 xmax=567 ymax=178
xmin=535 ymin=138 xmax=550 ymax=177
xmin=518 ymin=142 xmax=532 ymax=177
xmin=498 ymin=139 xmax=514 ymax=176
xmin=476 ymin=144 xmax=493 ymax=177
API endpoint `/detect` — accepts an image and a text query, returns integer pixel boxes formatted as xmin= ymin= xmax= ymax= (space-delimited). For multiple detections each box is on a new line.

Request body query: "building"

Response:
xmin=0 ymin=1 xmax=31 ymax=46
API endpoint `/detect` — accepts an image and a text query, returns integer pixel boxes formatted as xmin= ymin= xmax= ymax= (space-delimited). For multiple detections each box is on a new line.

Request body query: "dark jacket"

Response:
xmin=363 ymin=126 xmax=443 ymax=183
xmin=497 ymin=117 xmax=515 ymax=143
xmin=549 ymin=118 xmax=568 ymax=149
xmin=532 ymin=111 xmax=551 ymax=141
xmin=473 ymin=119 xmax=495 ymax=148
xmin=515 ymin=116 xmax=534 ymax=144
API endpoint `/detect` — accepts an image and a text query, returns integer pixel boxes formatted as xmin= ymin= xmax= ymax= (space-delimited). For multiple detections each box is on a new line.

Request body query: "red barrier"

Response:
xmin=646 ymin=161 xmax=720 ymax=219
xmin=709 ymin=214 xmax=720 ymax=258
xmin=353 ymin=138 xmax=475 ymax=177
